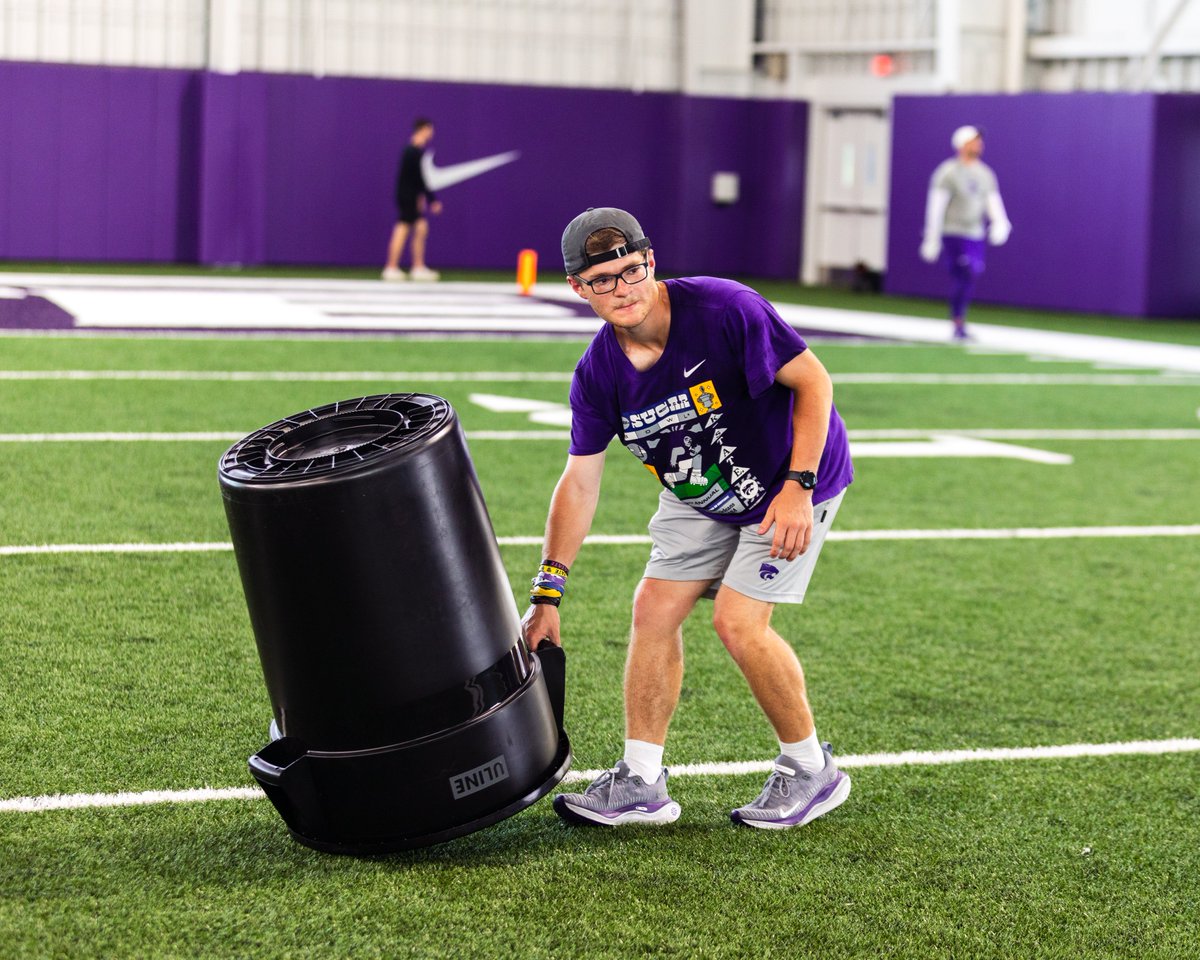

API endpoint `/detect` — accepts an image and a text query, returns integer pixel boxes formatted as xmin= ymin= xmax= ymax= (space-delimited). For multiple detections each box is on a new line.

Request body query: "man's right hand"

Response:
xmin=920 ymin=238 xmax=942 ymax=263
xmin=521 ymin=603 xmax=561 ymax=650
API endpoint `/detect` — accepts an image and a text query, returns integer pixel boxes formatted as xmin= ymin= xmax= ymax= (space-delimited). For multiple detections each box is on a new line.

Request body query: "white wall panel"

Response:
xmin=1030 ymin=0 xmax=1200 ymax=91
xmin=4 ymin=0 xmax=1200 ymax=94
xmin=0 ymin=0 xmax=680 ymax=90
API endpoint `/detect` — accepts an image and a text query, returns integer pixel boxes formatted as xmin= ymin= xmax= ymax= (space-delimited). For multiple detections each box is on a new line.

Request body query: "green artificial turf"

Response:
xmin=1 ymin=290 xmax=1198 ymax=958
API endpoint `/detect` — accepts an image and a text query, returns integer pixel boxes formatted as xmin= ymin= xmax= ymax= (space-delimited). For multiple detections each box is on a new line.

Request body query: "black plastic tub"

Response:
xmin=219 ymin=393 xmax=569 ymax=853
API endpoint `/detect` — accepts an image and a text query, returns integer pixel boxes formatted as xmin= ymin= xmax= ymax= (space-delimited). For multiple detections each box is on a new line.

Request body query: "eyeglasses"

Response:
xmin=573 ymin=258 xmax=650 ymax=295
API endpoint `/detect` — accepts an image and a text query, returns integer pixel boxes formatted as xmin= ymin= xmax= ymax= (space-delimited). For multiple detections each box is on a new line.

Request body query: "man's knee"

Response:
xmin=631 ymin=578 xmax=700 ymax=639
xmin=711 ymin=594 xmax=772 ymax=660
xmin=712 ymin=610 xmax=754 ymax=659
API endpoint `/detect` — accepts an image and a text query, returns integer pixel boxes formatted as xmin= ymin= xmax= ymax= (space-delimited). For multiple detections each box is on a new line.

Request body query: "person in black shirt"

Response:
xmin=382 ymin=117 xmax=442 ymax=282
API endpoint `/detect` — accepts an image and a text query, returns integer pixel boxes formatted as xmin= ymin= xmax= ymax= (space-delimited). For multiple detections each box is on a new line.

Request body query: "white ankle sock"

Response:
xmin=622 ymin=739 xmax=664 ymax=783
xmin=778 ymin=732 xmax=825 ymax=773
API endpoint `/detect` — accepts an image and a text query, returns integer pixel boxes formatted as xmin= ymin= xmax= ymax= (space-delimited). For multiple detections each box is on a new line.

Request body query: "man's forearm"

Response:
xmin=540 ymin=471 xmax=600 ymax=568
xmin=788 ymin=378 xmax=832 ymax=475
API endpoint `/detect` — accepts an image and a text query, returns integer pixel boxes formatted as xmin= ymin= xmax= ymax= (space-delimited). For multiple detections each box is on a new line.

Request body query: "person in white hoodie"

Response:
xmin=920 ymin=125 xmax=1012 ymax=340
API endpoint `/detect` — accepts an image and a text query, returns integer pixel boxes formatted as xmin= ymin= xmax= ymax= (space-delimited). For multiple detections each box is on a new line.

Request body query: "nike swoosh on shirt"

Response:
xmin=420 ymin=149 xmax=521 ymax=192
xmin=683 ymin=360 xmax=707 ymax=378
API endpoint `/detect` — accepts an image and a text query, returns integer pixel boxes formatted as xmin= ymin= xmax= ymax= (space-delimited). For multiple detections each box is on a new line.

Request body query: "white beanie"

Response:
xmin=952 ymin=125 xmax=981 ymax=150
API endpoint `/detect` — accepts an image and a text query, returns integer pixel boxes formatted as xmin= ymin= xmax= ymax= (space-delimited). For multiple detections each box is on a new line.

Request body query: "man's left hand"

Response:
xmin=756 ymin=484 xmax=814 ymax=561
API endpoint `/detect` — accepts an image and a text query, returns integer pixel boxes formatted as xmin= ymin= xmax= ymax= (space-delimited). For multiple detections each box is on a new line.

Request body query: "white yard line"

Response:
xmin=849 ymin=429 xmax=1200 ymax=440
xmin=4 ymin=271 xmax=1200 ymax=371
xmin=4 ymin=525 xmax=1200 ymax=557
xmin=770 ymin=303 xmax=1200 ymax=375
xmin=0 ymin=542 xmax=238 ymax=556
xmin=0 ymin=370 xmax=575 ymax=382
xmin=825 ymin=525 xmax=1200 ymax=542
xmin=0 ymin=431 xmax=574 ymax=442
xmin=569 ymin=738 xmax=1200 ymax=782
xmin=2 ymin=369 xmax=1198 ymax=384
xmin=4 ymin=738 xmax=1197 ymax=813
xmin=1 ymin=428 xmax=1197 ymax=444
xmin=833 ymin=373 xmax=1200 ymax=385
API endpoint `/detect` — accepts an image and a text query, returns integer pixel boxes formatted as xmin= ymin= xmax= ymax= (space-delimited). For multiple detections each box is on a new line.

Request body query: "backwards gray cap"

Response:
xmin=561 ymin=207 xmax=651 ymax=274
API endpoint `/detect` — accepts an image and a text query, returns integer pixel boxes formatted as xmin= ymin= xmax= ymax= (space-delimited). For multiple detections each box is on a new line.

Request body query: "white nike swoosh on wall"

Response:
xmin=421 ymin=149 xmax=521 ymax=192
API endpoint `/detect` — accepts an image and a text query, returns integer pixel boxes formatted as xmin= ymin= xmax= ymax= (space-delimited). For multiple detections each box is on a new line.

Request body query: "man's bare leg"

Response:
xmin=711 ymin=585 xmax=812 ymax=742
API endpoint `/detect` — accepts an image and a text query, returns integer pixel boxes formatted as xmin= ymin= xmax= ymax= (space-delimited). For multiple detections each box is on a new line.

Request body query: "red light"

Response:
xmin=870 ymin=54 xmax=894 ymax=77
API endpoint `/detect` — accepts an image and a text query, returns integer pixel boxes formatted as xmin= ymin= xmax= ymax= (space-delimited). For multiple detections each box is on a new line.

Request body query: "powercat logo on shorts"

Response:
xmin=759 ymin=563 xmax=779 ymax=581
xmin=450 ymin=754 xmax=510 ymax=799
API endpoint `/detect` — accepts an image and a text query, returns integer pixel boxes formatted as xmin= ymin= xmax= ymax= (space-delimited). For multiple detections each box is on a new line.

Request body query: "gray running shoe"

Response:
xmin=730 ymin=743 xmax=851 ymax=829
xmin=553 ymin=761 xmax=681 ymax=826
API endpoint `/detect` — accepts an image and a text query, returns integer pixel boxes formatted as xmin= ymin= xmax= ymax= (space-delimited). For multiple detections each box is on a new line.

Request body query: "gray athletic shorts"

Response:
xmin=643 ymin=488 xmax=846 ymax=604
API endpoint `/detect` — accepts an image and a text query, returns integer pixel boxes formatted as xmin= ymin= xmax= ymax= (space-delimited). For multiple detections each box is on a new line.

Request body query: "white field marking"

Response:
xmin=1 ymin=786 xmax=265 ymax=812
xmin=497 ymin=535 xmax=653 ymax=547
xmin=467 ymin=393 xmax=575 ymax=427
xmin=565 ymin=738 xmax=1200 ymax=784
xmin=503 ymin=526 xmax=1200 ymax=545
xmin=0 ymin=432 xmax=247 ymax=442
xmin=3 ymin=271 xmax=1198 ymax=371
xmin=832 ymin=372 xmax=1200 ymax=385
xmin=769 ymin=302 xmax=1200 ymax=375
xmin=0 ymin=428 xmax=1196 ymax=444
xmin=27 ymin=284 xmax=591 ymax=331
xmin=3 ymin=369 xmax=1198 ymax=385
xmin=315 ymin=305 xmax=578 ymax=319
xmin=5 ymin=525 xmax=1200 ymax=557
xmin=828 ymin=525 xmax=1200 ymax=542
xmin=0 ymin=542 xmax=237 ymax=556
xmin=848 ymin=428 xmax=1200 ymax=441
xmin=4 ymin=738 xmax=1197 ymax=813
xmin=848 ymin=435 xmax=1073 ymax=464
xmin=0 ymin=430 xmax=574 ymax=443
xmin=0 ymin=430 xmax=1076 ymax=464
xmin=0 ymin=273 xmax=533 ymax=293
xmin=467 ymin=392 xmax=566 ymax=413
xmin=0 ymin=369 xmax=574 ymax=382
xmin=467 ymin=430 xmax=572 ymax=440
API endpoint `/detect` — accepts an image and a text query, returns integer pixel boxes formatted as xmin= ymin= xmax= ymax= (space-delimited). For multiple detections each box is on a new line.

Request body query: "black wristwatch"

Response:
xmin=785 ymin=470 xmax=817 ymax=490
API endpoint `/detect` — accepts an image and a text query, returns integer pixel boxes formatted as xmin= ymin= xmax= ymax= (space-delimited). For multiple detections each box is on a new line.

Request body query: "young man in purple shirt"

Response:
xmin=521 ymin=208 xmax=854 ymax=830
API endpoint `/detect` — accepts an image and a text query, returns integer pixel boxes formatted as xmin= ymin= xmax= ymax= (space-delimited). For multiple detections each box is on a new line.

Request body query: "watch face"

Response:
xmin=799 ymin=471 xmax=816 ymax=489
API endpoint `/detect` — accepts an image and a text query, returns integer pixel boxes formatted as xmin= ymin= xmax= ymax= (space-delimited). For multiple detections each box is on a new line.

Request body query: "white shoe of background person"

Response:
xmin=409 ymin=265 xmax=441 ymax=282
xmin=381 ymin=266 xmax=407 ymax=282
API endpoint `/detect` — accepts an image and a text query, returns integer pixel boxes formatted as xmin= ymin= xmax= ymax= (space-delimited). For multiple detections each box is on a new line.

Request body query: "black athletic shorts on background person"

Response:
xmin=396 ymin=193 xmax=422 ymax=224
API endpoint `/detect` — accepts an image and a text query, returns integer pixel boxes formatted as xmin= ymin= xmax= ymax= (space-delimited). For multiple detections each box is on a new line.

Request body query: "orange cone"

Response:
xmin=517 ymin=248 xmax=538 ymax=296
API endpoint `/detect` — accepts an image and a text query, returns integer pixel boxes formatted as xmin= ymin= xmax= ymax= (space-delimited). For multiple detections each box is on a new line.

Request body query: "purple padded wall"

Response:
xmin=209 ymin=74 xmax=807 ymax=277
xmin=1147 ymin=94 xmax=1200 ymax=317
xmin=197 ymin=72 xmax=268 ymax=266
xmin=0 ymin=62 xmax=808 ymax=279
xmin=0 ymin=61 xmax=201 ymax=262
xmin=887 ymin=92 xmax=1200 ymax=318
xmin=886 ymin=93 xmax=1160 ymax=316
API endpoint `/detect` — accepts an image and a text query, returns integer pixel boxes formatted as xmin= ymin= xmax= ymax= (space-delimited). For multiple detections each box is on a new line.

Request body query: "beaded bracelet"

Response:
xmin=529 ymin=559 xmax=569 ymax=607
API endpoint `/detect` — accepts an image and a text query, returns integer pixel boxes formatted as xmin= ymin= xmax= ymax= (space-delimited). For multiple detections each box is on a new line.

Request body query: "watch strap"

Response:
xmin=785 ymin=469 xmax=817 ymax=490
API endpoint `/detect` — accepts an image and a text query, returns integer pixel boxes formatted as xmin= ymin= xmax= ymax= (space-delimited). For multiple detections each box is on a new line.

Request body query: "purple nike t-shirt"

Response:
xmin=568 ymin=277 xmax=853 ymax=525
